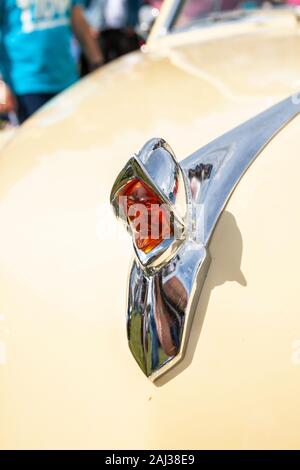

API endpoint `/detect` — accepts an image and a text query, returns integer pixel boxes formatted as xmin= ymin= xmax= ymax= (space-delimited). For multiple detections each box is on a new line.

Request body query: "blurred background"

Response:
xmin=0 ymin=0 xmax=298 ymax=145
xmin=0 ymin=1 xmax=164 ymax=141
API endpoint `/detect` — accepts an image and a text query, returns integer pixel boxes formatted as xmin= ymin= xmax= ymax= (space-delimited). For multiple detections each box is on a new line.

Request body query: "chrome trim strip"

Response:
xmin=182 ymin=95 xmax=300 ymax=246
xmin=153 ymin=3 xmax=299 ymax=39
xmin=156 ymin=0 xmax=182 ymax=37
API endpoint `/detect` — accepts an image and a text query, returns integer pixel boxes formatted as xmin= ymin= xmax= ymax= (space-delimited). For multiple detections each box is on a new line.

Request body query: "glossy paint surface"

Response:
xmin=1 ymin=8 xmax=300 ymax=449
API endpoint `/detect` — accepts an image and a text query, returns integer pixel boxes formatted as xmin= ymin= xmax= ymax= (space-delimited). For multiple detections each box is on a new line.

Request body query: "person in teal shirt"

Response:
xmin=0 ymin=0 xmax=102 ymax=123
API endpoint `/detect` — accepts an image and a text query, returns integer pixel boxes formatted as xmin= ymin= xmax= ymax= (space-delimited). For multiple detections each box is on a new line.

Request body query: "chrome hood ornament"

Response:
xmin=110 ymin=94 xmax=300 ymax=381
xmin=111 ymin=139 xmax=187 ymax=271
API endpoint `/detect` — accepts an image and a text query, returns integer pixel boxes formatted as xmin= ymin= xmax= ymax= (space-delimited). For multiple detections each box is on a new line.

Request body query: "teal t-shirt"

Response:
xmin=0 ymin=0 xmax=81 ymax=95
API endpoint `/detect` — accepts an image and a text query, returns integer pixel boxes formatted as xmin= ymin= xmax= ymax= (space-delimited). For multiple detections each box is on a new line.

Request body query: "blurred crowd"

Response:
xmin=1 ymin=0 xmax=297 ymax=128
xmin=0 ymin=0 xmax=163 ymax=125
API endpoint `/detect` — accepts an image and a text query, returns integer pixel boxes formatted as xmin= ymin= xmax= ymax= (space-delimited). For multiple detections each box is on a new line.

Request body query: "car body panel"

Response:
xmin=0 ymin=128 xmax=14 ymax=151
xmin=0 ymin=8 xmax=300 ymax=449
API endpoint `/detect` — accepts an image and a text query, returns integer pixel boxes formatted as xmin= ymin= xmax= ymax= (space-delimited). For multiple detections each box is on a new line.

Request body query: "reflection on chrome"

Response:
xmin=111 ymin=95 xmax=300 ymax=380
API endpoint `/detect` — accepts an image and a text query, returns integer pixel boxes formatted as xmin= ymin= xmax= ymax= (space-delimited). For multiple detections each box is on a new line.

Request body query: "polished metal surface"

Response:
xmin=111 ymin=138 xmax=187 ymax=271
xmin=157 ymin=0 xmax=182 ymax=36
xmin=111 ymin=95 xmax=300 ymax=380
xmin=182 ymin=95 xmax=300 ymax=246
xmin=154 ymin=0 xmax=296 ymax=37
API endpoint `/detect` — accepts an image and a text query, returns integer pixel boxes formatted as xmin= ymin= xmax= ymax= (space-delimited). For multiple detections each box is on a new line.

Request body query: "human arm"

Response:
xmin=71 ymin=4 xmax=104 ymax=70
xmin=0 ymin=80 xmax=16 ymax=113
xmin=0 ymin=5 xmax=16 ymax=113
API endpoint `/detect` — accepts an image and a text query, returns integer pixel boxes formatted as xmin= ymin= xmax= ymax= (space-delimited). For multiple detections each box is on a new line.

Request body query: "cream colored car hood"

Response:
xmin=0 ymin=16 xmax=300 ymax=449
xmin=0 ymin=128 xmax=15 ymax=151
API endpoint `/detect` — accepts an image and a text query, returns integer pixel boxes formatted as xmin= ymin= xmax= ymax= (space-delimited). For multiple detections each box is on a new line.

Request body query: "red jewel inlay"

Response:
xmin=118 ymin=178 xmax=173 ymax=253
